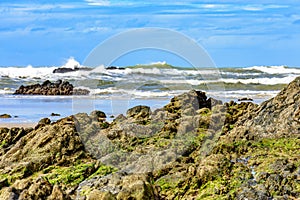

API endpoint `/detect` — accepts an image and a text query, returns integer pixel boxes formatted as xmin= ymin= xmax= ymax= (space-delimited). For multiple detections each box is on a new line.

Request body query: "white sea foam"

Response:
xmin=244 ymin=65 xmax=300 ymax=74
xmin=220 ymin=75 xmax=297 ymax=85
xmin=61 ymin=57 xmax=81 ymax=69
xmin=0 ymin=65 xmax=57 ymax=79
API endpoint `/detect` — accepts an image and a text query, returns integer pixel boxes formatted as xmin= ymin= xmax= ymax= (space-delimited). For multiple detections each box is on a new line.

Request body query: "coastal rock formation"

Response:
xmin=53 ymin=67 xmax=92 ymax=73
xmin=227 ymin=76 xmax=300 ymax=140
xmin=14 ymin=80 xmax=90 ymax=95
xmin=1 ymin=80 xmax=300 ymax=199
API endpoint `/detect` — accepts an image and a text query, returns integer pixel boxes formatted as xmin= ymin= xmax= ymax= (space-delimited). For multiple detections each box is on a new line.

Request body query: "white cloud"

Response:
xmin=85 ymin=0 xmax=110 ymax=6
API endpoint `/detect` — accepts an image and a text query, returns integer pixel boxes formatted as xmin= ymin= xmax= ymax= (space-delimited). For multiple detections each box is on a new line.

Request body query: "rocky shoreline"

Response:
xmin=13 ymin=80 xmax=90 ymax=95
xmin=0 ymin=77 xmax=300 ymax=199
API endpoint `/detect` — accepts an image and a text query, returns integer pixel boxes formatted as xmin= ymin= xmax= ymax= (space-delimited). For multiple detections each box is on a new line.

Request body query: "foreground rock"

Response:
xmin=1 ymin=79 xmax=300 ymax=199
xmin=14 ymin=80 xmax=90 ymax=95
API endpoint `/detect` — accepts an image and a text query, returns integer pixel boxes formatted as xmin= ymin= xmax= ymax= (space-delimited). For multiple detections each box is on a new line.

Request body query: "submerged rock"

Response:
xmin=13 ymin=80 xmax=90 ymax=95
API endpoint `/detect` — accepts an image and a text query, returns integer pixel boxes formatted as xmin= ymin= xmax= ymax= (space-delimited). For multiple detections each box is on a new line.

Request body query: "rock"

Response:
xmin=228 ymin=76 xmax=300 ymax=140
xmin=53 ymin=67 xmax=92 ymax=73
xmin=1 ymin=84 xmax=300 ymax=200
xmin=126 ymin=105 xmax=151 ymax=121
xmin=238 ymin=97 xmax=253 ymax=101
xmin=53 ymin=68 xmax=77 ymax=73
xmin=13 ymin=80 xmax=90 ymax=96
xmin=18 ymin=177 xmax=53 ymax=199
xmin=90 ymin=110 xmax=106 ymax=122
xmin=0 ymin=114 xmax=12 ymax=118
xmin=35 ymin=118 xmax=51 ymax=129
xmin=106 ymin=66 xmax=125 ymax=70
xmin=77 ymin=172 xmax=159 ymax=200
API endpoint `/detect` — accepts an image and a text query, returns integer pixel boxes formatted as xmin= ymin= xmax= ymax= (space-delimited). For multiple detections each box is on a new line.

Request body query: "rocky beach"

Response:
xmin=0 ymin=77 xmax=299 ymax=199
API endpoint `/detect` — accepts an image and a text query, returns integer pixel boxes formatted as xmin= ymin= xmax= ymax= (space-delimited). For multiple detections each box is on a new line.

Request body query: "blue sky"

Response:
xmin=0 ymin=0 xmax=300 ymax=67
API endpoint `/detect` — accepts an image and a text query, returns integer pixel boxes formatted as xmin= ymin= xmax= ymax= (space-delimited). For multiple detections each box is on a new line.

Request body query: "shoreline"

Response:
xmin=0 ymin=122 xmax=36 ymax=128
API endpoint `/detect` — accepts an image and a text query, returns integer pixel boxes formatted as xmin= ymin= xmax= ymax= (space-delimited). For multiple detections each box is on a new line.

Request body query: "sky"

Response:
xmin=0 ymin=0 xmax=300 ymax=67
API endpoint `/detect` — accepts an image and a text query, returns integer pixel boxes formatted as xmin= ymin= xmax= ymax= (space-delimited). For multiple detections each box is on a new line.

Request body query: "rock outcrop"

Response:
xmin=227 ymin=76 xmax=300 ymax=141
xmin=1 ymin=80 xmax=300 ymax=199
xmin=53 ymin=67 xmax=91 ymax=73
xmin=14 ymin=80 xmax=90 ymax=95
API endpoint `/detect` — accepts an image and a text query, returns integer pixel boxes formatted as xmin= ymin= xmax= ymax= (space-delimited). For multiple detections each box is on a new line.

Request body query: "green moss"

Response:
xmin=44 ymin=162 xmax=96 ymax=186
xmin=156 ymin=138 xmax=171 ymax=148
xmin=88 ymin=165 xmax=117 ymax=179
xmin=100 ymin=122 xmax=109 ymax=129
xmin=0 ymin=140 xmax=6 ymax=148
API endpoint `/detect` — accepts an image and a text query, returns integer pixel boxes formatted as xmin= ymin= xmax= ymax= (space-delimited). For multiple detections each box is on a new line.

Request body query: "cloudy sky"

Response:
xmin=0 ymin=0 xmax=300 ymax=67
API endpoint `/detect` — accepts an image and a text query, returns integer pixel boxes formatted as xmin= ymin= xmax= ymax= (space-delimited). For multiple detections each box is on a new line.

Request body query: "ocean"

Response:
xmin=1 ymin=58 xmax=300 ymax=124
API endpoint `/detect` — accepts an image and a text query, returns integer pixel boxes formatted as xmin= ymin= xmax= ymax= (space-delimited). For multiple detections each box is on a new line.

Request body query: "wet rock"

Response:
xmin=53 ymin=67 xmax=92 ymax=73
xmin=238 ymin=97 xmax=253 ymax=101
xmin=106 ymin=66 xmax=125 ymax=70
xmin=14 ymin=80 xmax=90 ymax=95
xmin=50 ymin=113 xmax=61 ymax=117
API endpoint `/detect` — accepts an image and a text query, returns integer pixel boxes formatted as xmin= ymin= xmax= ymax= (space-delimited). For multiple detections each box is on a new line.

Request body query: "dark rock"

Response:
xmin=0 ymin=114 xmax=12 ymax=118
xmin=53 ymin=67 xmax=92 ymax=74
xmin=106 ymin=66 xmax=125 ymax=70
xmin=53 ymin=67 xmax=77 ymax=73
xmin=13 ymin=80 xmax=90 ymax=96
xmin=238 ymin=97 xmax=254 ymax=101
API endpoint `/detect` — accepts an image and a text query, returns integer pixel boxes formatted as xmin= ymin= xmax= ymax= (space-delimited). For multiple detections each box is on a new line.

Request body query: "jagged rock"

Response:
xmin=126 ymin=105 xmax=151 ymax=120
xmin=77 ymin=172 xmax=159 ymax=200
xmin=18 ymin=178 xmax=53 ymax=200
xmin=1 ymin=84 xmax=300 ymax=200
xmin=0 ymin=117 xmax=86 ymax=185
xmin=13 ymin=80 xmax=90 ymax=95
xmin=228 ymin=76 xmax=300 ymax=140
